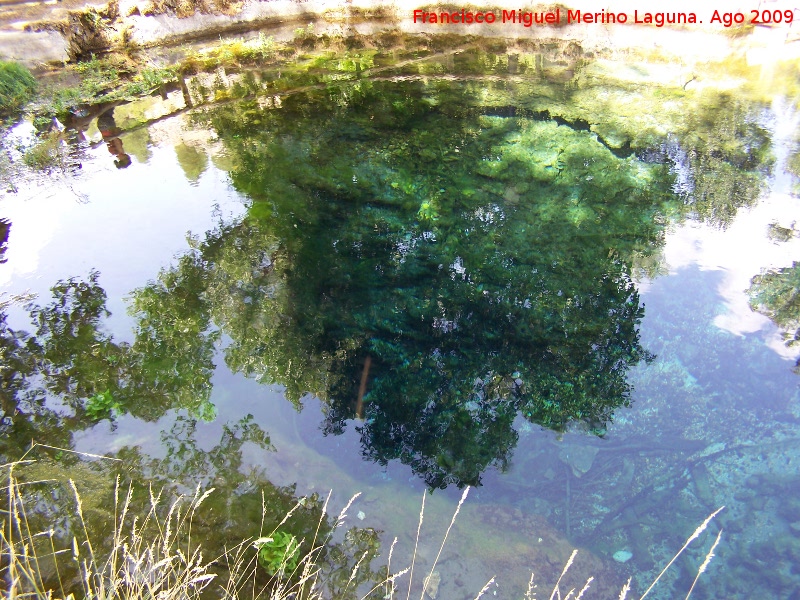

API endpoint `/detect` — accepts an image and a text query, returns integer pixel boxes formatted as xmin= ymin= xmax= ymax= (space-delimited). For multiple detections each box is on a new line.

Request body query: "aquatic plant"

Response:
xmin=255 ymin=531 xmax=301 ymax=576
xmin=85 ymin=389 xmax=122 ymax=420
xmin=416 ymin=199 xmax=439 ymax=221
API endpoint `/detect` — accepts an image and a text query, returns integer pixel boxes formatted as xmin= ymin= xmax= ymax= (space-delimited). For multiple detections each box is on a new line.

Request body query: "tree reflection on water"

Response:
xmin=0 ymin=46 xmax=776 ymax=492
xmin=126 ymin=59 xmax=773 ymax=488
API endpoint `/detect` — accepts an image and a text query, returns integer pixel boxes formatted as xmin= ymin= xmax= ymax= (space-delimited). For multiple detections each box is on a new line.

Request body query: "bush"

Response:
xmin=0 ymin=60 xmax=37 ymax=120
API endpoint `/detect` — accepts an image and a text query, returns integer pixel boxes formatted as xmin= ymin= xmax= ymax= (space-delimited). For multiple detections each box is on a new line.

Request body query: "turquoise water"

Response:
xmin=2 ymin=40 xmax=800 ymax=598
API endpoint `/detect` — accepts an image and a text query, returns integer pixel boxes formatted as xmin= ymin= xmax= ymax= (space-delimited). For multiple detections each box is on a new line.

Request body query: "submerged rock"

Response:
xmin=558 ymin=444 xmax=599 ymax=478
xmin=612 ymin=550 xmax=633 ymax=563
xmin=423 ymin=570 xmax=441 ymax=599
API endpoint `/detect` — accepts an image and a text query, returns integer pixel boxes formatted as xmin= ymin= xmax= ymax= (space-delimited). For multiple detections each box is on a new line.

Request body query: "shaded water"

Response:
xmin=2 ymin=38 xmax=800 ymax=598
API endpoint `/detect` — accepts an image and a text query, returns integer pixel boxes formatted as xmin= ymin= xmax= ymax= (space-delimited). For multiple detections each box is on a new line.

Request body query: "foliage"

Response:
xmin=255 ymin=531 xmax=302 ymax=576
xmin=74 ymin=55 xmax=122 ymax=96
xmin=294 ymin=24 xmax=315 ymax=41
xmin=33 ymin=57 xmax=179 ymax=127
xmin=0 ymin=270 xmax=220 ymax=461
xmin=141 ymin=0 xmax=241 ymax=18
xmin=766 ymin=221 xmax=797 ymax=243
xmin=217 ymin=33 xmax=277 ymax=63
xmin=123 ymin=65 xmax=181 ymax=96
xmin=0 ymin=60 xmax=36 ymax=120
xmin=749 ymin=261 xmax=800 ymax=352
xmin=115 ymin=47 xmax=777 ymax=487
xmin=181 ymin=33 xmax=279 ymax=75
xmin=174 ymin=142 xmax=209 ymax=182
xmin=6 ymin=44 xmax=776 ymax=490
xmin=21 ymin=131 xmax=69 ymax=171
xmin=131 ymin=75 xmax=680 ymax=487
xmin=787 ymin=141 xmax=800 ymax=197
xmin=676 ymin=91 xmax=773 ymax=226
xmin=85 ymin=389 xmax=122 ymax=420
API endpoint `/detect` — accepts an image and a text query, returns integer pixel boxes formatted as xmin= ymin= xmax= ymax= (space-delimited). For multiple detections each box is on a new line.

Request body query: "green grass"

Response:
xmin=0 ymin=60 xmax=37 ymax=120
xmin=33 ymin=56 xmax=181 ymax=127
xmin=21 ymin=131 xmax=66 ymax=172
xmin=182 ymin=34 xmax=278 ymax=73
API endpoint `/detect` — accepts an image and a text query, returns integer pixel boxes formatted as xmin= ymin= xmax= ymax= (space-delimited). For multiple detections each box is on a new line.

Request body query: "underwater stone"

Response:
xmin=629 ymin=525 xmax=654 ymax=570
xmin=749 ymin=495 xmax=768 ymax=511
xmin=558 ymin=444 xmax=599 ymax=478
xmin=734 ymin=489 xmax=756 ymax=501
xmin=613 ymin=550 xmax=633 ymax=563
xmin=720 ymin=514 xmax=744 ymax=534
xmin=777 ymin=497 xmax=800 ymax=523
xmin=690 ymin=463 xmax=715 ymax=506
xmin=423 ymin=570 xmax=441 ymax=599
xmin=696 ymin=442 xmax=726 ymax=458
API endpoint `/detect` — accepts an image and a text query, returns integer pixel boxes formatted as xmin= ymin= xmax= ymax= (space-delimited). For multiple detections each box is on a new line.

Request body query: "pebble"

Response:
xmin=613 ymin=550 xmax=633 ymax=563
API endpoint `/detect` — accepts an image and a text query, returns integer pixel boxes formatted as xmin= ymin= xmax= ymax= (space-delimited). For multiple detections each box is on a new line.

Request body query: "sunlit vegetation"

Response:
xmin=2 ymin=446 xmax=388 ymax=600
xmin=1 ymin=35 xmax=794 ymax=599
xmin=0 ymin=60 xmax=36 ymax=120
xmin=31 ymin=56 xmax=180 ymax=129
xmin=0 ymin=37 xmax=780 ymax=493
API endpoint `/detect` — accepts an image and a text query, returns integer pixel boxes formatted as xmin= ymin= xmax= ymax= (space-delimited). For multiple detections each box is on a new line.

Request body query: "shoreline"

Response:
xmin=1 ymin=0 xmax=797 ymax=66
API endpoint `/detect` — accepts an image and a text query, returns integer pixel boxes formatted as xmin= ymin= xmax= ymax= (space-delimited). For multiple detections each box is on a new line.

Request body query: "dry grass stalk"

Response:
xmin=568 ymin=576 xmax=592 ymax=600
xmin=549 ymin=548 xmax=577 ymax=600
xmin=618 ymin=578 xmax=631 ymax=600
xmin=405 ymin=489 xmax=426 ymax=600
xmin=524 ymin=573 xmax=537 ymax=599
xmin=638 ymin=506 xmax=724 ymax=600
xmin=418 ymin=486 xmax=469 ymax=600
xmin=2 ymin=454 xmax=727 ymax=600
xmin=684 ymin=528 xmax=723 ymax=600
xmin=384 ymin=536 xmax=398 ymax=598
xmin=473 ymin=576 xmax=496 ymax=599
